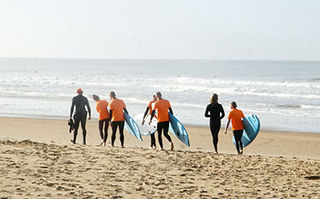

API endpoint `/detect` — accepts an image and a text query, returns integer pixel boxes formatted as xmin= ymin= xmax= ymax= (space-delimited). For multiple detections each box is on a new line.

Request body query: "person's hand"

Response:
xmin=224 ymin=130 xmax=227 ymax=134
xmin=88 ymin=116 xmax=91 ymax=120
xmin=142 ymin=119 xmax=145 ymax=125
xmin=148 ymin=120 xmax=152 ymax=125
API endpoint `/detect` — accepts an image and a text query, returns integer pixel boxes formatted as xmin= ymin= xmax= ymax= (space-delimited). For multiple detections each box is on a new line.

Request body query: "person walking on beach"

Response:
xmin=205 ymin=93 xmax=225 ymax=154
xmin=109 ymin=91 xmax=128 ymax=148
xmin=224 ymin=101 xmax=245 ymax=154
xmin=70 ymin=88 xmax=91 ymax=145
xmin=149 ymin=91 xmax=174 ymax=151
xmin=93 ymin=94 xmax=110 ymax=146
xmin=142 ymin=95 xmax=157 ymax=149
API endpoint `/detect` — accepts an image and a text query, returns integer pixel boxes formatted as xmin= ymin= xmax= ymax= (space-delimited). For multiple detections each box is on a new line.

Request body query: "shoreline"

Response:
xmin=0 ymin=116 xmax=319 ymax=160
xmin=1 ymin=115 xmax=319 ymax=135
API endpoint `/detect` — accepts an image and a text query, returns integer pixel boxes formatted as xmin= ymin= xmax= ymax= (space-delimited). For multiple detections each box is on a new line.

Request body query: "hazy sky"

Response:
xmin=0 ymin=0 xmax=319 ymax=60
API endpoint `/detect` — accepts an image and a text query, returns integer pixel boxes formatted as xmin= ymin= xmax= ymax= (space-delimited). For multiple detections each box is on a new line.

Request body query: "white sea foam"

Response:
xmin=1 ymin=58 xmax=320 ymax=132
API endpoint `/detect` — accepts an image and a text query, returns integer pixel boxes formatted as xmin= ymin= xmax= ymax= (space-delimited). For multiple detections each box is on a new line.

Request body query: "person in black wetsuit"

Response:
xmin=205 ymin=93 xmax=225 ymax=154
xmin=70 ymin=88 xmax=91 ymax=145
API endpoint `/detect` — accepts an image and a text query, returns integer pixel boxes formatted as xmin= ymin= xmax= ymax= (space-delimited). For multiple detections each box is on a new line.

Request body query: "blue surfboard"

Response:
xmin=124 ymin=112 xmax=143 ymax=141
xmin=169 ymin=113 xmax=190 ymax=146
xmin=233 ymin=114 xmax=260 ymax=148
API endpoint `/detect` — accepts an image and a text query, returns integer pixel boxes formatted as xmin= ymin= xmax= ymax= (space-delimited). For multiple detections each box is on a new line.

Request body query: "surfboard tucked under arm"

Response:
xmin=124 ymin=112 xmax=143 ymax=141
xmin=169 ymin=113 xmax=190 ymax=146
xmin=232 ymin=114 xmax=260 ymax=148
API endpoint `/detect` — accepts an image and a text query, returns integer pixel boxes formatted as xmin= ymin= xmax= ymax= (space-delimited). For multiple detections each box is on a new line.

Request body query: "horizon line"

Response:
xmin=0 ymin=56 xmax=319 ymax=62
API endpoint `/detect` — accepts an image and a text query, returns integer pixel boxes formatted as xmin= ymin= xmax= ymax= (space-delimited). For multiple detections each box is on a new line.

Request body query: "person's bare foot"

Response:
xmin=170 ymin=142 xmax=174 ymax=151
xmin=214 ymin=151 xmax=218 ymax=155
xmin=70 ymin=140 xmax=75 ymax=144
xmin=98 ymin=140 xmax=104 ymax=146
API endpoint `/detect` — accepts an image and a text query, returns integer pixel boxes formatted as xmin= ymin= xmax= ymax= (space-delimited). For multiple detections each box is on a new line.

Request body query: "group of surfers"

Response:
xmin=70 ymin=89 xmax=245 ymax=154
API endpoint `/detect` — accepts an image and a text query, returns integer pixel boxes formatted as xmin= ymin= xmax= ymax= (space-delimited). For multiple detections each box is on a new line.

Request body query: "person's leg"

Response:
xmin=119 ymin=121 xmax=125 ymax=147
xmin=157 ymin=122 xmax=164 ymax=149
xmin=72 ymin=117 xmax=80 ymax=144
xmin=111 ymin=121 xmax=118 ymax=147
xmin=162 ymin=121 xmax=174 ymax=150
xmin=104 ymin=119 xmax=109 ymax=143
xmin=150 ymin=133 xmax=156 ymax=148
xmin=99 ymin=120 xmax=104 ymax=140
xmin=214 ymin=123 xmax=221 ymax=153
xmin=209 ymin=121 xmax=217 ymax=152
xmin=233 ymin=130 xmax=241 ymax=154
xmin=238 ymin=129 xmax=244 ymax=153
xmin=80 ymin=113 xmax=87 ymax=145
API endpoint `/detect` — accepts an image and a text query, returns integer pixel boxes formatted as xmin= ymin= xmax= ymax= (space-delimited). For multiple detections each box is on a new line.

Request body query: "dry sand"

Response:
xmin=0 ymin=117 xmax=319 ymax=198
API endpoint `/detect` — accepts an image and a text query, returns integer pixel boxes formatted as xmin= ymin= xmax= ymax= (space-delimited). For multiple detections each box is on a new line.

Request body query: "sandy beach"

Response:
xmin=0 ymin=117 xmax=319 ymax=198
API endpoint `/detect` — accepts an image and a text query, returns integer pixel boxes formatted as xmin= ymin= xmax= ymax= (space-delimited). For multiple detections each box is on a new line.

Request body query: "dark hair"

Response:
xmin=156 ymin=91 xmax=162 ymax=98
xmin=210 ymin=93 xmax=218 ymax=103
xmin=231 ymin=101 xmax=237 ymax=108
xmin=92 ymin=94 xmax=100 ymax=101
xmin=110 ymin=91 xmax=116 ymax=98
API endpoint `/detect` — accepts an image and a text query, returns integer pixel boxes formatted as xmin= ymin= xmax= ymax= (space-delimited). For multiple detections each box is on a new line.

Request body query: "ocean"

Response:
xmin=0 ymin=58 xmax=319 ymax=133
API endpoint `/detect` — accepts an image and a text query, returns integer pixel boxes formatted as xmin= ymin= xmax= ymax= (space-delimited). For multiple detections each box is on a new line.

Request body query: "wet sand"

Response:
xmin=0 ymin=117 xmax=319 ymax=198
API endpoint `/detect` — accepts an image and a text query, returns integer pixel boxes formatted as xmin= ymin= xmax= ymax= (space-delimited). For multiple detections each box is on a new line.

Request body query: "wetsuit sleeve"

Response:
xmin=143 ymin=107 xmax=150 ymax=119
xmin=169 ymin=107 xmax=173 ymax=115
xmin=220 ymin=104 xmax=225 ymax=119
xmin=124 ymin=108 xmax=128 ymax=114
xmin=85 ymin=98 xmax=91 ymax=117
xmin=150 ymin=110 xmax=156 ymax=121
xmin=109 ymin=110 xmax=113 ymax=121
xmin=204 ymin=105 xmax=210 ymax=117
xmin=70 ymin=97 xmax=75 ymax=118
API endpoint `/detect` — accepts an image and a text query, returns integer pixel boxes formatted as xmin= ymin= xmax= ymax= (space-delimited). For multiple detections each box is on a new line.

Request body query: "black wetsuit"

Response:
xmin=157 ymin=121 xmax=171 ymax=149
xmin=99 ymin=119 xmax=109 ymax=142
xmin=143 ymin=107 xmax=156 ymax=148
xmin=70 ymin=94 xmax=91 ymax=144
xmin=233 ymin=129 xmax=243 ymax=154
xmin=205 ymin=103 xmax=225 ymax=152
xmin=151 ymin=108 xmax=173 ymax=149
xmin=111 ymin=121 xmax=125 ymax=147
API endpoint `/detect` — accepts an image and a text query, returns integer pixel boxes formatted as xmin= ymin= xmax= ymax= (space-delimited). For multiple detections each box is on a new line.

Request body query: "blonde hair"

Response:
xmin=210 ymin=93 xmax=218 ymax=103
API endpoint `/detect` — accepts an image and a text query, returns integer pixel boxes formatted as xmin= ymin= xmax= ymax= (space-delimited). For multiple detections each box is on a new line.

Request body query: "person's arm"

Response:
xmin=124 ymin=108 xmax=128 ymax=114
xmin=169 ymin=107 xmax=173 ymax=115
xmin=70 ymin=98 xmax=75 ymax=118
xmin=85 ymin=98 xmax=91 ymax=120
xmin=142 ymin=107 xmax=149 ymax=125
xmin=225 ymin=119 xmax=230 ymax=134
xmin=149 ymin=110 xmax=156 ymax=124
xmin=109 ymin=110 xmax=113 ymax=123
xmin=220 ymin=105 xmax=225 ymax=120
xmin=204 ymin=105 xmax=210 ymax=118
xmin=143 ymin=107 xmax=149 ymax=120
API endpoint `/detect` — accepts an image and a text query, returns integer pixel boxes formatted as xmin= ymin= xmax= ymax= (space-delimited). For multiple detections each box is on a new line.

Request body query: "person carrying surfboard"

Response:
xmin=224 ymin=101 xmax=245 ymax=155
xmin=142 ymin=95 xmax=158 ymax=149
xmin=69 ymin=88 xmax=91 ymax=145
xmin=93 ymin=94 xmax=110 ymax=146
xmin=149 ymin=91 xmax=174 ymax=151
xmin=109 ymin=91 xmax=128 ymax=148
xmin=205 ymin=93 xmax=225 ymax=154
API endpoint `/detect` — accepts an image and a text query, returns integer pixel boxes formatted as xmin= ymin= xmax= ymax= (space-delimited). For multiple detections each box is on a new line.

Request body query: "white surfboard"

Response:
xmin=135 ymin=113 xmax=157 ymax=136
